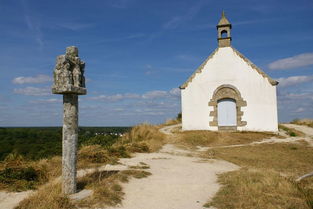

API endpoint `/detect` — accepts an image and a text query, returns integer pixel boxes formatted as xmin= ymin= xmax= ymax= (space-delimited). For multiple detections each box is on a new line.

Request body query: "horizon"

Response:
xmin=0 ymin=0 xmax=312 ymax=126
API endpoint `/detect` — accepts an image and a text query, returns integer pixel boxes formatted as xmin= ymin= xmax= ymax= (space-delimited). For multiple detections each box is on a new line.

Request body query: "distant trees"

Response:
xmin=0 ymin=127 xmax=130 ymax=161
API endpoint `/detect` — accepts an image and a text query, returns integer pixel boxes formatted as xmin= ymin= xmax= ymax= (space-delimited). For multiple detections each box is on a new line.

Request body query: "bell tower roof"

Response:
xmin=217 ymin=11 xmax=232 ymax=47
xmin=217 ymin=11 xmax=231 ymax=27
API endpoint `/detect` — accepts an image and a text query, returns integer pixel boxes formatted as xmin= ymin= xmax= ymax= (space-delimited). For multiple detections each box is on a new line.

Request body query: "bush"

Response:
xmin=176 ymin=112 xmax=182 ymax=121
xmin=0 ymin=166 xmax=42 ymax=191
xmin=119 ymin=123 xmax=165 ymax=152
xmin=82 ymin=135 xmax=119 ymax=148
xmin=78 ymin=145 xmax=113 ymax=165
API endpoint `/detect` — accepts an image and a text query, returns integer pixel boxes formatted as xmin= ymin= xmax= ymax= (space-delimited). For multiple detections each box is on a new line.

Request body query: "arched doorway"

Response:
xmin=208 ymin=84 xmax=247 ymax=130
xmin=217 ymin=98 xmax=236 ymax=127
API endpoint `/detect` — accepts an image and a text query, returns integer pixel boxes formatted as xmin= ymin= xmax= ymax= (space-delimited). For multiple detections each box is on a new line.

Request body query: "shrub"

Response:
xmin=0 ymin=166 xmax=42 ymax=191
xmin=82 ymin=134 xmax=119 ymax=148
xmin=118 ymin=123 xmax=165 ymax=152
xmin=78 ymin=145 xmax=113 ymax=165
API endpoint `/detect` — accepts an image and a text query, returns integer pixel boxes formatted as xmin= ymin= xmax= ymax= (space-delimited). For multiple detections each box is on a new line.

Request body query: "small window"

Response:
xmin=221 ymin=30 xmax=228 ymax=38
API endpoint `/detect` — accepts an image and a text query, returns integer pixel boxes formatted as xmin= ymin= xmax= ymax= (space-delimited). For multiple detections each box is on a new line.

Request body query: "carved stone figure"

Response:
xmin=52 ymin=46 xmax=86 ymax=95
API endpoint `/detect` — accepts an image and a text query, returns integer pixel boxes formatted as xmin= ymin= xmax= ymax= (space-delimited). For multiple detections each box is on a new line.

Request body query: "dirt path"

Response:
xmin=0 ymin=191 xmax=34 ymax=209
xmin=104 ymin=124 xmax=238 ymax=209
xmin=159 ymin=123 xmax=181 ymax=135
xmin=103 ymin=123 xmax=313 ymax=209
xmin=107 ymin=144 xmax=238 ymax=209
xmin=282 ymin=123 xmax=313 ymax=136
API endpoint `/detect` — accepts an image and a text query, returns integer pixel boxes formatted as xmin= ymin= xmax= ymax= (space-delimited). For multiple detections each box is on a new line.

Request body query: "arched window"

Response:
xmin=221 ymin=30 xmax=228 ymax=38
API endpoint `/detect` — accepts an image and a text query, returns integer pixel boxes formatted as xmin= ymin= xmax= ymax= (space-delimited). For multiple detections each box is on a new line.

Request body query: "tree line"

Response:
xmin=0 ymin=127 xmax=130 ymax=161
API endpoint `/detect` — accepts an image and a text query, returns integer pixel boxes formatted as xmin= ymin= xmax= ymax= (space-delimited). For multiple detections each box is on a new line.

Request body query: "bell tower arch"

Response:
xmin=217 ymin=11 xmax=232 ymax=47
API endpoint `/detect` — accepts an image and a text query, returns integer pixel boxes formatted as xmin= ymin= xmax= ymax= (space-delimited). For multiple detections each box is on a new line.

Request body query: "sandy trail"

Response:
xmin=105 ymin=125 xmax=238 ymax=209
xmin=159 ymin=124 xmax=181 ymax=135
xmin=196 ymin=124 xmax=313 ymax=152
xmin=282 ymin=123 xmax=313 ymax=136
xmin=107 ymin=144 xmax=238 ymax=209
xmin=282 ymin=124 xmax=313 ymax=146
xmin=0 ymin=190 xmax=34 ymax=209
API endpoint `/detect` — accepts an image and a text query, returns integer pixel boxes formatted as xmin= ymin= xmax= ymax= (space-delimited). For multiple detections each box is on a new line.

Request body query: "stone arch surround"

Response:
xmin=208 ymin=84 xmax=247 ymax=129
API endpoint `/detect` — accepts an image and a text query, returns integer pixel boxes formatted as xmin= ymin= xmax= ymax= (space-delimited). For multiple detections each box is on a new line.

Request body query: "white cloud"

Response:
xmin=279 ymin=92 xmax=313 ymax=101
xmin=90 ymin=93 xmax=141 ymax=102
xmin=14 ymin=87 xmax=50 ymax=96
xmin=169 ymin=88 xmax=181 ymax=97
xmin=142 ymin=90 xmax=168 ymax=99
xmin=294 ymin=107 xmax=305 ymax=113
xmin=30 ymin=98 xmax=62 ymax=103
xmin=13 ymin=74 xmax=52 ymax=84
xmin=268 ymin=53 xmax=313 ymax=70
xmin=276 ymin=75 xmax=313 ymax=87
xmin=89 ymin=88 xmax=181 ymax=102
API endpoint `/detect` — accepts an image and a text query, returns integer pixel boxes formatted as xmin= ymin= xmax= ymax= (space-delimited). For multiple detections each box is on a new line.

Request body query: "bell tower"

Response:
xmin=217 ymin=11 xmax=232 ymax=47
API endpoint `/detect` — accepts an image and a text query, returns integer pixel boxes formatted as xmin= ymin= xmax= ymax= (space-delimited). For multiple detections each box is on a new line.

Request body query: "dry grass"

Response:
xmin=205 ymin=169 xmax=310 ymax=209
xmin=279 ymin=124 xmax=305 ymax=137
xmin=0 ymin=154 xmax=61 ymax=192
xmin=84 ymin=169 xmax=151 ymax=207
xmin=15 ymin=183 xmax=74 ymax=209
xmin=1 ymin=123 xmax=162 ymax=193
xmin=16 ymin=169 xmax=151 ymax=209
xmin=77 ymin=145 xmax=119 ymax=169
xmin=204 ymin=143 xmax=313 ymax=208
xmin=162 ymin=118 xmax=181 ymax=126
xmin=210 ymin=143 xmax=313 ymax=175
xmin=174 ymin=130 xmax=279 ymax=148
xmin=118 ymin=123 xmax=166 ymax=152
xmin=291 ymin=119 xmax=313 ymax=128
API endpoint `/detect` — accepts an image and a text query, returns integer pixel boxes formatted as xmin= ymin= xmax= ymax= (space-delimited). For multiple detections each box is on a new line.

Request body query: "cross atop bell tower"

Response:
xmin=217 ymin=11 xmax=232 ymax=47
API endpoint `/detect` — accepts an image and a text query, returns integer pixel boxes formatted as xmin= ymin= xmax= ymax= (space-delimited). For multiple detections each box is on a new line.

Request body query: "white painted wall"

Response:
xmin=181 ymin=47 xmax=278 ymax=132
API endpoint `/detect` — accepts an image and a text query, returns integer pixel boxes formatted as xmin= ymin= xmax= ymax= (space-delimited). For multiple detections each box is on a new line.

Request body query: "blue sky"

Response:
xmin=0 ymin=0 xmax=313 ymax=126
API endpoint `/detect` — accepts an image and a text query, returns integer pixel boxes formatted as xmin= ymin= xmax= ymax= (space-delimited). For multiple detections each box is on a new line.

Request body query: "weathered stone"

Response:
xmin=52 ymin=46 xmax=86 ymax=195
xmin=208 ymin=84 xmax=247 ymax=129
xmin=52 ymin=46 xmax=86 ymax=95
xmin=217 ymin=12 xmax=232 ymax=48
xmin=62 ymin=94 xmax=78 ymax=194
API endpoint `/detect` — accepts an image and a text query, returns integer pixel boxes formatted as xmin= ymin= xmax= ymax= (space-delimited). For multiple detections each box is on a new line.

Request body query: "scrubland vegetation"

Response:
xmin=0 ymin=127 xmax=130 ymax=161
xmin=162 ymin=123 xmax=313 ymax=208
xmin=204 ymin=142 xmax=313 ymax=209
xmin=16 ymin=170 xmax=151 ymax=209
xmin=1 ymin=120 xmax=313 ymax=209
xmin=0 ymin=123 xmax=165 ymax=208
xmin=0 ymin=127 xmax=130 ymax=192
xmin=278 ymin=124 xmax=305 ymax=137
xmin=173 ymin=130 xmax=278 ymax=148
xmin=200 ymin=130 xmax=313 ymax=208
xmin=292 ymin=118 xmax=313 ymax=128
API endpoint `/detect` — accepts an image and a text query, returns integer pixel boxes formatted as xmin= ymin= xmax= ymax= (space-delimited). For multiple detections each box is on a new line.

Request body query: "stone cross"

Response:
xmin=52 ymin=46 xmax=86 ymax=194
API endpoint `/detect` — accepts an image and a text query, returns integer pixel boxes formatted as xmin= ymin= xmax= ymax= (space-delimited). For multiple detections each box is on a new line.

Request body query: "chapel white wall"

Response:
xmin=181 ymin=47 xmax=278 ymax=132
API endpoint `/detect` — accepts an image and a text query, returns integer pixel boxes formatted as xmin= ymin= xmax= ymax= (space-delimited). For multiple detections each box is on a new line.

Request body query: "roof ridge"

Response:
xmin=230 ymin=47 xmax=278 ymax=86
xmin=179 ymin=48 xmax=219 ymax=89
xmin=179 ymin=47 xmax=278 ymax=89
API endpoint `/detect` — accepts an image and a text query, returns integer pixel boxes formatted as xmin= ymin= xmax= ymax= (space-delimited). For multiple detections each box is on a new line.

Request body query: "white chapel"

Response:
xmin=180 ymin=12 xmax=278 ymax=132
